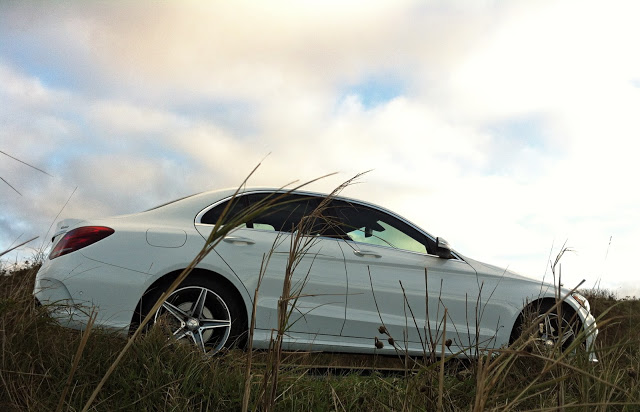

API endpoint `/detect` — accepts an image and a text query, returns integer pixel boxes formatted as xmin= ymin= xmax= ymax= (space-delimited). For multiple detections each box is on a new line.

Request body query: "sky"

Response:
xmin=1 ymin=0 xmax=639 ymax=296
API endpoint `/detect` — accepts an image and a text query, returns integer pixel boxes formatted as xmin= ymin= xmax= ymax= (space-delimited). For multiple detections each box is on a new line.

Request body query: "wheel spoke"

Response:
xmin=162 ymin=301 xmax=189 ymax=322
xmin=560 ymin=327 xmax=574 ymax=344
xmin=191 ymin=288 xmax=208 ymax=318
xmin=544 ymin=315 xmax=555 ymax=336
xmin=200 ymin=319 xmax=231 ymax=330
xmin=173 ymin=328 xmax=188 ymax=340
xmin=190 ymin=329 xmax=206 ymax=353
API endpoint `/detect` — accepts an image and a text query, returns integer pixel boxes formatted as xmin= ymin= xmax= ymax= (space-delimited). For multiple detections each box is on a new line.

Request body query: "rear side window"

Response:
xmin=200 ymin=196 xmax=248 ymax=226
xmin=200 ymin=193 xmax=323 ymax=233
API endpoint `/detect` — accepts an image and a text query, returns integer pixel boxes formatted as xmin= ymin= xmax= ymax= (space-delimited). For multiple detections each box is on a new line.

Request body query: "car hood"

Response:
xmin=462 ymin=255 xmax=567 ymax=297
xmin=462 ymin=255 xmax=547 ymax=284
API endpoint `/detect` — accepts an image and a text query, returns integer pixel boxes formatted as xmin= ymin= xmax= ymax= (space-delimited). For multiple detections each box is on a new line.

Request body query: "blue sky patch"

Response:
xmin=0 ymin=30 xmax=83 ymax=91
xmin=341 ymin=76 xmax=405 ymax=109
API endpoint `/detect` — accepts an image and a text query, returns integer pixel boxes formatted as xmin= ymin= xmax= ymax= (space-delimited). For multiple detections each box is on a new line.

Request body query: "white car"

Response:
xmin=34 ymin=188 xmax=598 ymax=359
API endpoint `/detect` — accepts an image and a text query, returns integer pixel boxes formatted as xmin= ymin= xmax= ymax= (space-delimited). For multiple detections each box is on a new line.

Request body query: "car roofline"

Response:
xmin=193 ymin=187 xmax=465 ymax=262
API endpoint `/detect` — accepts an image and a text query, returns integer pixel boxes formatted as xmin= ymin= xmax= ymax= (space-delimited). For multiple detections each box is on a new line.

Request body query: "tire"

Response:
xmin=512 ymin=301 xmax=581 ymax=352
xmin=143 ymin=275 xmax=247 ymax=354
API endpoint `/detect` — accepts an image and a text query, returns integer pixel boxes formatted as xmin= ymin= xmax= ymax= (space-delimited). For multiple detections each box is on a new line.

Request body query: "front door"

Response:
xmin=328 ymin=199 xmax=482 ymax=355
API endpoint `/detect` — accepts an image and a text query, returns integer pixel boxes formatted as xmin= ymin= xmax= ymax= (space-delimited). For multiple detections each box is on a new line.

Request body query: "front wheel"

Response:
xmin=147 ymin=276 xmax=247 ymax=354
xmin=513 ymin=301 xmax=581 ymax=353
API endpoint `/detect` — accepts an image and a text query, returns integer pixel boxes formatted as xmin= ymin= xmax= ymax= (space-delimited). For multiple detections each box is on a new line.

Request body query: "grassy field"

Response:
xmin=1 ymin=263 xmax=639 ymax=411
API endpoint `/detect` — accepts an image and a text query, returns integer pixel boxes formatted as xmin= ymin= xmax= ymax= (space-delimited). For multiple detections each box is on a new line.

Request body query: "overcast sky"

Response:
xmin=1 ymin=0 xmax=639 ymax=296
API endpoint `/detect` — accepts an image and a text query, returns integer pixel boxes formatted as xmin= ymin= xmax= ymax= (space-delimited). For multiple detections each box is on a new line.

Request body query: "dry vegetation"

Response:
xmin=2 ymin=172 xmax=639 ymax=410
xmin=1 ymin=257 xmax=639 ymax=411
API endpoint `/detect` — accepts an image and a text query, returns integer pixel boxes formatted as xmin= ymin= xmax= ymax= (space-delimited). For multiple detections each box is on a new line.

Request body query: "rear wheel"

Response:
xmin=145 ymin=276 xmax=247 ymax=354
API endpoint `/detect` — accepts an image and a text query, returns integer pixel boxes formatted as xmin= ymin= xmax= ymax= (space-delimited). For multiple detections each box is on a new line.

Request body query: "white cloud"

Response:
xmin=2 ymin=0 xmax=639 ymax=297
xmin=87 ymin=101 xmax=188 ymax=136
xmin=0 ymin=64 xmax=52 ymax=106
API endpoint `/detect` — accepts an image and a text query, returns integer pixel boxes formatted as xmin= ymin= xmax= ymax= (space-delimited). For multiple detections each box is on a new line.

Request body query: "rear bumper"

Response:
xmin=33 ymin=276 xmax=93 ymax=330
xmin=33 ymin=253 xmax=150 ymax=333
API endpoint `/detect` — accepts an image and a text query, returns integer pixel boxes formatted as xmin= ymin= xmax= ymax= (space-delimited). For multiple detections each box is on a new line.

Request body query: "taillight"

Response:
xmin=49 ymin=226 xmax=115 ymax=259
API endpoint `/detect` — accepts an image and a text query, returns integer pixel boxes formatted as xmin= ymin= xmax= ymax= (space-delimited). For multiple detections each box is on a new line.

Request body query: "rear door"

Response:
xmin=196 ymin=192 xmax=348 ymax=337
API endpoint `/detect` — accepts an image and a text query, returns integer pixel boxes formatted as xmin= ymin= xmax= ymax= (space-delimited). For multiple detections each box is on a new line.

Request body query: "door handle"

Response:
xmin=353 ymin=249 xmax=382 ymax=258
xmin=223 ymin=236 xmax=255 ymax=245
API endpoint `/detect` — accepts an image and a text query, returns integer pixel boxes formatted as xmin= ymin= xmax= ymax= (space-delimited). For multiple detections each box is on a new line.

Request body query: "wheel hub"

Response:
xmin=186 ymin=317 xmax=200 ymax=331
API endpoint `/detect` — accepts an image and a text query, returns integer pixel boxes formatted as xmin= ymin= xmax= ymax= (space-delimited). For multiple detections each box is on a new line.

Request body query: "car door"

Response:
xmin=196 ymin=192 xmax=348 ymax=338
xmin=328 ymin=200 xmax=485 ymax=354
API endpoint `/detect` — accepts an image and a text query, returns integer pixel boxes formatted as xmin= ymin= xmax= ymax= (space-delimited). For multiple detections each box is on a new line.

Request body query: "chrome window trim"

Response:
xmin=340 ymin=238 xmax=465 ymax=261
xmin=194 ymin=189 xmax=464 ymax=262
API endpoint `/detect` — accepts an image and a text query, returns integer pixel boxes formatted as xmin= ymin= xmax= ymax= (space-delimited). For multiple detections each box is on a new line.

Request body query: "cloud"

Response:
xmin=0 ymin=0 xmax=510 ymax=102
xmin=448 ymin=1 xmax=640 ymax=115
xmin=1 ymin=0 xmax=640 ymax=297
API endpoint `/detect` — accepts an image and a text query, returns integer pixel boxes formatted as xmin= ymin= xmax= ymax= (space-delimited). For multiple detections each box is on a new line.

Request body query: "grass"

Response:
xmin=2 ymin=168 xmax=639 ymax=410
xmin=2 ymin=263 xmax=640 ymax=411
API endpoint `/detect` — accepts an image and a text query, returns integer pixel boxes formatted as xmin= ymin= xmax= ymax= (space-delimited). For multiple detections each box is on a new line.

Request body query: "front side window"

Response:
xmin=329 ymin=200 xmax=433 ymax=254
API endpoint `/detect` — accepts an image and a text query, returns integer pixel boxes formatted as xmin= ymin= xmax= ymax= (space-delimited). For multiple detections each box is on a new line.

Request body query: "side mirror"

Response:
xmin=435 ymin=237 xmax=453 ymax=259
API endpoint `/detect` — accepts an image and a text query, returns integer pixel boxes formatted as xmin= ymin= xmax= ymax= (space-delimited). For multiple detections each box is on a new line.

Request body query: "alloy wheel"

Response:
xmin=154 ymin=286 xmax=232 ymax=353
xmin=534 ymin=310 xmax=576 ymax=351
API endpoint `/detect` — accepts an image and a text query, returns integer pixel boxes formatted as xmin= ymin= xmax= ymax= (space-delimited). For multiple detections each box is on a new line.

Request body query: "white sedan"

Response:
xmin=33 ymin=188 xmax=598 ymax=359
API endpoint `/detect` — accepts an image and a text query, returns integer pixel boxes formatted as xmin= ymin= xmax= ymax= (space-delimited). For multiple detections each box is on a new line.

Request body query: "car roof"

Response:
xmin=136 ymin=186 xmax=395 ymax=226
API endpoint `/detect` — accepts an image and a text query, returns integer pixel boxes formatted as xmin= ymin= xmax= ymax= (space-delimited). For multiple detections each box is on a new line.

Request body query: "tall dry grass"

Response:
xmin=2 ymin=255 xmax=640 ymax=410
xmin=2 ymin=169 xmax=640 ymax=410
